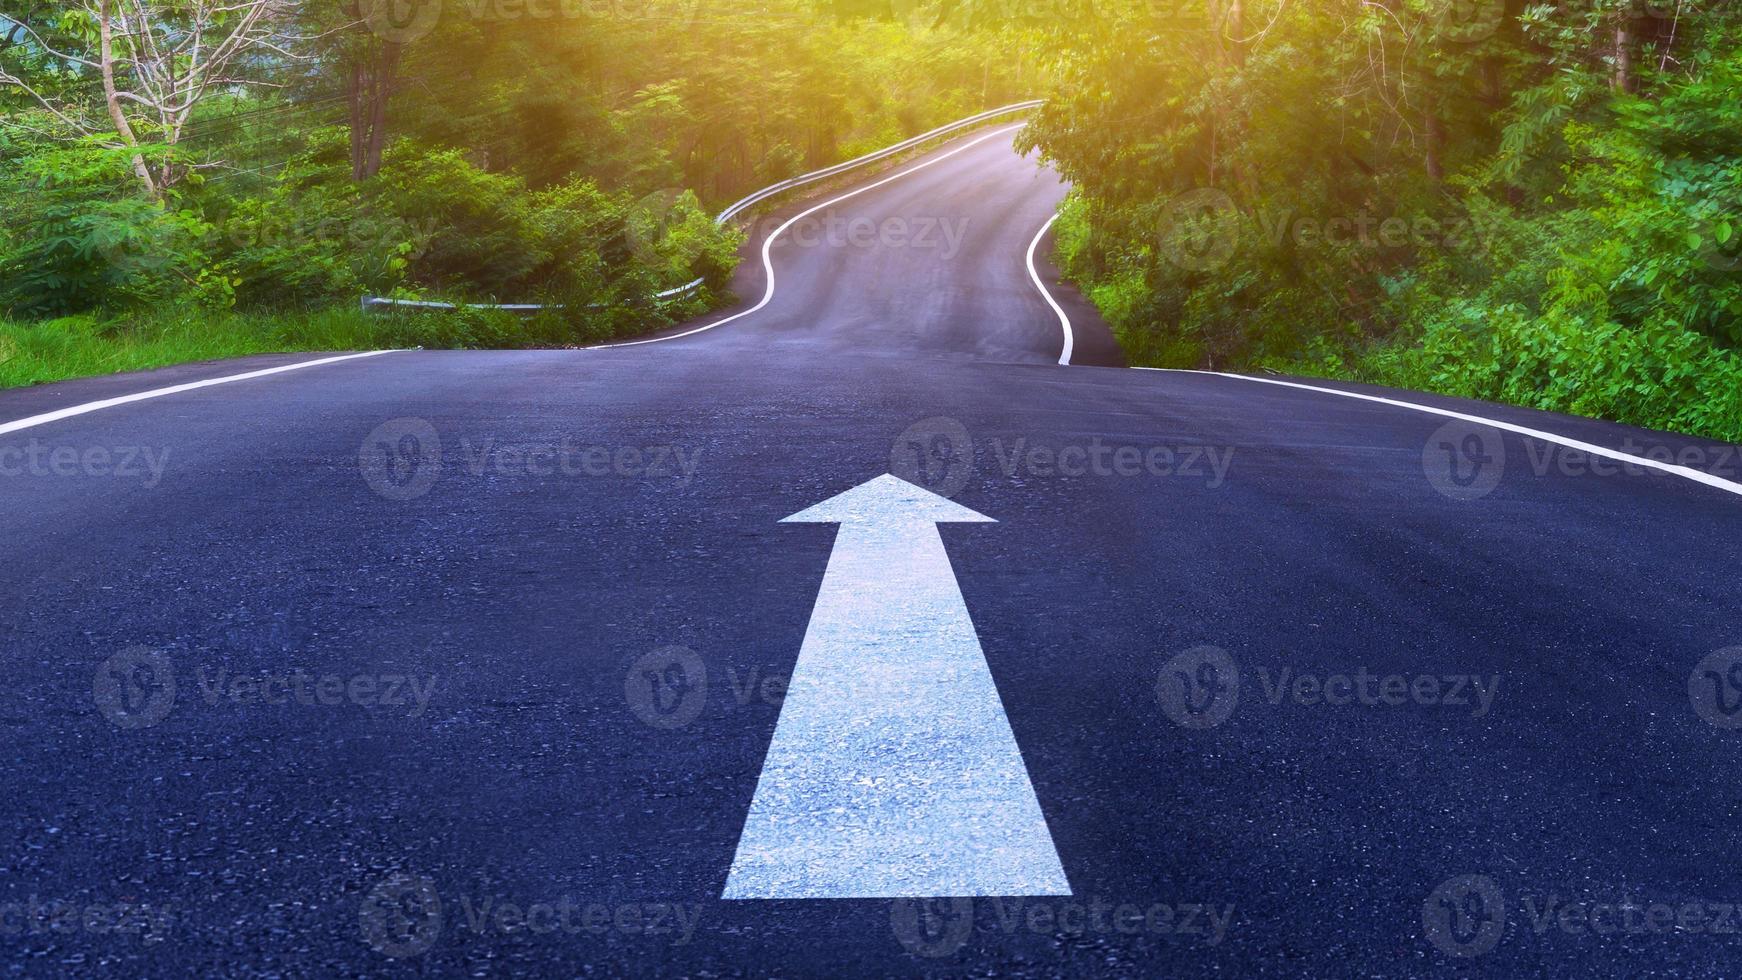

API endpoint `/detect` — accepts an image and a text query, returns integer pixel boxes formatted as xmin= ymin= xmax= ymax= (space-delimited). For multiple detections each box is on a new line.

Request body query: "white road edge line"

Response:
xmin=1025 ymin=212 xmax=1073 ymax=366
xmin=589 ymin=124 xmax=1029 ymax=350
xmin=1136 ymin=367 xmax=1742 ymax=498
xmin=0 ymin=350 xmax=400 ymax=437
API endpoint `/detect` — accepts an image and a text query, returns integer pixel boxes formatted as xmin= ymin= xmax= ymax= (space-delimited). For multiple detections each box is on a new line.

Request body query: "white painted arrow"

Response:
xmin=722 ymin=474 xmax=1071 ymax=900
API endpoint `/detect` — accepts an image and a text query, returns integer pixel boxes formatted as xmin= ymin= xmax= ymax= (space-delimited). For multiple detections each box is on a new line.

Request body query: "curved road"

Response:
xmin=3 ymin=126 xmax=1741 ymax=977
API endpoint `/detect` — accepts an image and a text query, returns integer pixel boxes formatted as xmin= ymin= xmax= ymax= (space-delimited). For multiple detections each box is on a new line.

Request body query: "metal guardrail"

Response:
xmin=361 ymin=100 xmax=1044 ymax=315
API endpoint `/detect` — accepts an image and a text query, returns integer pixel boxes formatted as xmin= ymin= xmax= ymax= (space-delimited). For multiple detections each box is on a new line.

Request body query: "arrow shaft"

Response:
xmin=805 ymin=521 xmax=979 ymax=687
xmin=723 ymin=520 xmax=1070 ymax=899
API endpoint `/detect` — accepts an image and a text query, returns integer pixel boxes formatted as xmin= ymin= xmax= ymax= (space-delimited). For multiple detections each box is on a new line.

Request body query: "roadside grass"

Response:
xmin=0 ymin=302 xmax=700 ymax=390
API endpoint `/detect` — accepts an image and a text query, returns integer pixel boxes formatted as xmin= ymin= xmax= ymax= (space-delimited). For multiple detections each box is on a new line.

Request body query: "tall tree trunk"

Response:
xmin=348 ymin=39 xmax=400 ymax=181
xmin=1424 ymin=96 xmax=1444 ymax=182
xmin=1613 ymin=27 xmax=1634 ymax=91
xmin=98 ymin=0 xmax=158 ymax=199
xmin=363 ymin=45 xmax=397 ymax=178
xmin=348 ymin=63 xmax=365 ymax=180
xmin=1226 ymin=0 xmax=1248 ymax=191
xmin=1612 ymin=1 xmax=1636 ymax=92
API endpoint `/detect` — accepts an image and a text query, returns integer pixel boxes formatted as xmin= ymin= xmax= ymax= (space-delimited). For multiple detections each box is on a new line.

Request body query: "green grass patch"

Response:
xmin=0 ymin=302 xmax=693 ymax=389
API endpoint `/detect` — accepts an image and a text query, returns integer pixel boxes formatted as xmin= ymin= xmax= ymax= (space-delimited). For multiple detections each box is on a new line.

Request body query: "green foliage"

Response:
xmin=1344 ymin=308 xmax=1742 ymax=440
xmin=1029 ymin=0 xmax=1742 ymax=440
xmin=0 ymin=143 xmax=230 ymax=316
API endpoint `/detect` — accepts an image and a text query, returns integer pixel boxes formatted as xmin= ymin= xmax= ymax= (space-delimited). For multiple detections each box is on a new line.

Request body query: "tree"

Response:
xmin=342 ymin=1 xmax=398 ymax=181
xmin=0 ymin=0 xmax=313 ymax=197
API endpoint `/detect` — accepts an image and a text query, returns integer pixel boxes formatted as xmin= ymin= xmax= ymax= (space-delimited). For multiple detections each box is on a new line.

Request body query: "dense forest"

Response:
xmin=1022 ymin=0 xmax=1742 ymax=439
xmin=3 ymin=0 xmax=1739 ymax=440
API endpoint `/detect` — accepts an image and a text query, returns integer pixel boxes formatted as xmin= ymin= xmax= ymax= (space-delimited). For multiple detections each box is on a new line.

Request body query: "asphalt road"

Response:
xmin=4 ymin=126 xmax=1742 ymax=978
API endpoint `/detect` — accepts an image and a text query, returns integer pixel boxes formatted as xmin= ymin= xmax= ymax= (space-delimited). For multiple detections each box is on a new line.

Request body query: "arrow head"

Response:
xmin=782 ymin=474 xmax=995 ymax=525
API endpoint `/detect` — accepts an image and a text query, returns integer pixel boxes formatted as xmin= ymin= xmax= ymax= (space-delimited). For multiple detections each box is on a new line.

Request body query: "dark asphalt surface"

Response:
xmin=4 ymin=128 xmax=1742 ymax=978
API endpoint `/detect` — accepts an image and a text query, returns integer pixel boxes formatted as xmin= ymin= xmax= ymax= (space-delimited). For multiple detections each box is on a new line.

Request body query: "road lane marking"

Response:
xmin=723 ymin=474 xmax=1071 ymax=900
xmin=0 ymin=351 xmax=400 ymax=437
xmin=1138 ymin=368 xmax=1742 ymax=498
xmin=1025 ymin=212 xmax=1073 ymax=365
xmin=591 ymin=125 xmax=1029 ymax=350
